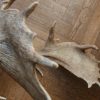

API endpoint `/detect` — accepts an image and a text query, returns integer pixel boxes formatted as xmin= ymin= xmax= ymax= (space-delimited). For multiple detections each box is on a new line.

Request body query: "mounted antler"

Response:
xmin=0 ymin=0 xmax=100 ymax=99
xmin=0 ymin=0 xmax=59 ymax=100
xmin=41 ymin=21 xmax=100 ymax=88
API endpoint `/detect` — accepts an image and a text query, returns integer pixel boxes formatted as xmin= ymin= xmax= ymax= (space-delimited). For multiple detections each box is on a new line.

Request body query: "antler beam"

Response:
xmin=0 ymin=1 xmax=58 ymax=100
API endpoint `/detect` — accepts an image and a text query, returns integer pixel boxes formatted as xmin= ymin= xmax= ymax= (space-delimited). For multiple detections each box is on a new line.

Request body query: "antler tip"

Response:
xmin=1 ymin=0 xmax=16 ymax=10
xmin=22 ymin=1 xmax=39 ymax=18
xmin=31 ymin=1 xmax=39 ymax=9
xmin=52 ymin=20 xmax=56 ymax=28
xmin=52 ymin=62 xmax=59 ymax=68
xmin=0 ymin=96 xmax=6 ymax=100
xmin=33 ymin=1 xmax=39 ymax=5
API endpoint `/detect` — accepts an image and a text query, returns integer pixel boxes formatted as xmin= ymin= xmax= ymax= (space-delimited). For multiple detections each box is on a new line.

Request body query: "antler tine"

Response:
xmin=49 ymin=21 xmax=56 ymax=40
xmin=1 ymin=0 xmax=15 ymax=10
xmin=0 ymin=96 xmax=6 ymax=100
xmin=45 ymin=21 xmax=56 ymax=47
xmin=22 ymin=1 xmax=39 ymax=18
xmin=34 ymin=52 xmax=59 ymax=68
xmin=76 ymin=44 xmax=99 ymax=51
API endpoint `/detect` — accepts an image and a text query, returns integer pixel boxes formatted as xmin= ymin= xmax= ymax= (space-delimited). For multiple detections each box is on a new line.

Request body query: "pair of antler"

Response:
xmin=0 ymin=0 xmax=100 ymax=100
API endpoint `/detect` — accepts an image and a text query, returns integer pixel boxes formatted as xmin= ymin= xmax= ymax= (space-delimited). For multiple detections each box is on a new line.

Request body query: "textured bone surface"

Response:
xmin=0 ymin=0 xmax=59 ymax=100
xmin=0 ymin=96 xmax=6 ymax=100
xmin=41 ymin=22 xmax=100 ymax=88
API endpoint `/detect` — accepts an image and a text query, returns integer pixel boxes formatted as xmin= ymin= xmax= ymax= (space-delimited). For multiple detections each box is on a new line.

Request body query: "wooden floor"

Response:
xmin=0 ymin=0 xmax=100 ymax=100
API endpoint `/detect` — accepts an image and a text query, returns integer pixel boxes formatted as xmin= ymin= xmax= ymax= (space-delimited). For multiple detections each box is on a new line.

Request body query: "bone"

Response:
xmin=33 ymin=52 xmax=58 ymax=68
xmin=0 ymin=96 xmax=6 ymax=100
xmin=41 ymin=22 xmax=100 ymax=88
xmin=36 ymin=66 xmax=44 ymax=77
xmin=45 ymin=21 xmax=56 ymax=47
xmin=75 ymin=44 xmax=99 ymax=51
xmin=0 ymin=41 xmax=51 ymax=100
xmin=1 ymin=0 xmax=15 ymax=10
xmin=22 ymin=1 xmax=39 ymax=18
xmin=0 ymin=1 xmax=58 ymax=100
xmin=34 ymin=69 xmax=52 ymax=100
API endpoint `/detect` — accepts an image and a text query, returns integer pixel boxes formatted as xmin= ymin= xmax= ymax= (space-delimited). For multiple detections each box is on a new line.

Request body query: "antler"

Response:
xmin=45 ymin=21 xmax=56 ymax=46
xmin=0 ymin=1 xmax=58 ymax=100
xmin=0 ymin=96 xmax=6 ymax=100
xmin=22 ymin=1 xmax=38 ymax=18
xmin=41 ymin=21 xmax=100 ymax=88
xmin=1 ymin=0 xmax=15 ymax=10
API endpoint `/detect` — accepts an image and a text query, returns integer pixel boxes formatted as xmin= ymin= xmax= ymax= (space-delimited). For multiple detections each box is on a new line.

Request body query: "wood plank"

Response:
xmin=83 ymin=1 xmax=100 ymax=44
xmin=69 ymin=0 xmax=99 ymax=43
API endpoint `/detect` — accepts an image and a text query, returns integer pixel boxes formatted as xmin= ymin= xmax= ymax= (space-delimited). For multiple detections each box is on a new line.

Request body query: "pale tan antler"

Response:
xmin=45 ymin=21 xmax=56 ymax=46
xmin=0 ymin=1 xmax=58 ymax=100
xmin=41 ymin=21 xmax=100 ymax=88
xmin=20 ymin=2 xmax=58 ymax=68
xmin=22 ymin=1 xmax=38 ymax=18
xmin=0 ymin=96 xmax=6 ymax=100
xmin=1 ymin=0 xmax=15 ymax=10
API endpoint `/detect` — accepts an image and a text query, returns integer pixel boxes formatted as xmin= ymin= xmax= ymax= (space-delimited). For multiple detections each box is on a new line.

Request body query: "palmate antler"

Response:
xmin=0 ymin=0 xmax=59 ymax=100
xmin=41 ymin=21 xmax=100 ymax=88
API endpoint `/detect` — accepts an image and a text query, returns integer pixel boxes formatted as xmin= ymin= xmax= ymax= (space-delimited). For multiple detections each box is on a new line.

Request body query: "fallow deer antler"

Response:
xmin=0 ymin=96 xmax=6 ymax=100
xmin=41 ymin=21 xmax=100 ymax=88
xmin=0 ymin=0 xmax=59 ymax=100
